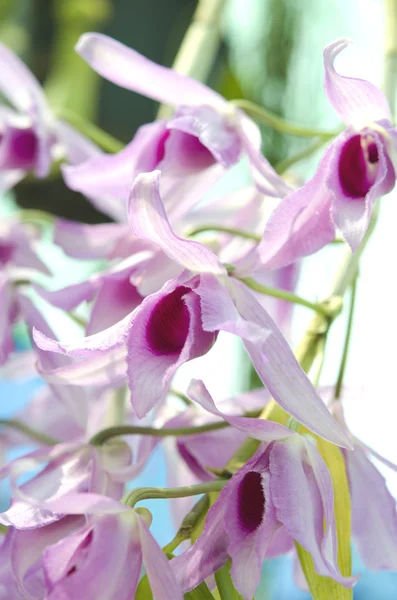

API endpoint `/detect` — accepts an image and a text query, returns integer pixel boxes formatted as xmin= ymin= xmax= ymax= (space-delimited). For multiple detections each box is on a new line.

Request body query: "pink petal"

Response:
xmin=346 ymin=445 xmax=397 ymax=570
xmin=230 ymin=280 xmax=351 ymax=448
xmin=187 ymin=379 xmax=294 ymax=442
xmin=128 ymin=170 xmax=226 ymax=275
xmin=126 ymin=279 xmax=215 ymax=417
xmin=54 ymin=220 xmax=129 ymax=260
xmin=235 ymin=143 xmax=336 ymax=273
xmin=76 ymin=33 xmax=225 ymax=108
xmin=138 ymin=516 xmax=183 ymax=600
xmin=324 ymin=38 xmax=392 ymax=126
xmin=270 ymin=438 xmax=355 ymax=586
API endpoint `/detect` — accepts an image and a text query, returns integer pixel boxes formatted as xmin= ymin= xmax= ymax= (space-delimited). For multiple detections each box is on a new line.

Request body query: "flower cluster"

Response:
xmin=0 ymin=31 xmax=396 ymax=600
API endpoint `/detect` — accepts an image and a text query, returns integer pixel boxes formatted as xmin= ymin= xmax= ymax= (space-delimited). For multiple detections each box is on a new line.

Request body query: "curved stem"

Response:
xmin=188 ymin=224 xmax=261 ymax=242
xmin=56 ymin=108 xmax=124 ymax=153
xmin=19 ymin=209 xmax=56 ymax=226
xmin=169 ymin=388 xmax=192 ymax=406
xmin=231 ymin=99 xmax=337 ymax=139
xmin=123 ymin=480 xmax=227 ymax=508
xmin=0 ymin=419 xmax=59 ymax=446
xmin=276 ymin=137 xmax=329 ymax=174
xmin=334 ymin=278 xmax=357 ymax=400
xmin=238 ymin=276 xmax=335 ymax=318
xmin=215 ymin=562 xmax=243 ymax=600
xmin=89 ymin=410 xmax=261 ymax=445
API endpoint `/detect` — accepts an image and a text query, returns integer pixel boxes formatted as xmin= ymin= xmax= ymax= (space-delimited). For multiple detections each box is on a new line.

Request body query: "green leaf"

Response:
xmin=296 ymin=439 xmax=352 ymax=600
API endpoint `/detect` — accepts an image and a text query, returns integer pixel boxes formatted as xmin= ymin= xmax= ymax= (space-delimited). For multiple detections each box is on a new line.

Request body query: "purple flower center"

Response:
xmin=146 ymin=286 xmax=190 ymax=355
xmin=0 ymin=242 xmax=14 ymax=265
xmin=338 ymin=134 xmax=379 ymax=199
xmin=237 ymin=471 xmax=265 ymax=533
xmin=155 ymin=130 xmax=171 ymax=165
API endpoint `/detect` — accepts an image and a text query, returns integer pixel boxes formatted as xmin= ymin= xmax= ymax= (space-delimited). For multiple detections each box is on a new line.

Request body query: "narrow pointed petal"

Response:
xmin=54 ymin=219 xmax=129 ymax=260
xmin=346 ymin=445 xmax=397 ymax=570
xmin=42 ymin=493 xmax=128 ymax=516
xmin=76 ymin=33 xmax=224 ymax=107
xmin=62 ymin=121 xmax=168 ymax=222
xmin=128 ymin=170 xmax=226 ymax=275
xmin=138 ymin=517 xmax=183 ymax=600
xmin=187 ymin=379 xmax=294 ymax=442
xmin=170 ymin=488 xmax=230 ymax=591
xmin=238 ymin=113 xmax=293 ymax=198
xmin=196 ymin=273 xmax=270 ymax=344
xmin=0 ymin=41 xmax=47 ymax=115
xmin=324 ymin=38 xmax=392 ymax=126
xmin=270 ymin=438 xmax=355 ymax=586
xmin=235 ymin=145 xmax=336 ymax=273
xmin=231 ymin=280 xmax=352 ymax=448
xmin=36 ymin=346 xmax=127 ymax=388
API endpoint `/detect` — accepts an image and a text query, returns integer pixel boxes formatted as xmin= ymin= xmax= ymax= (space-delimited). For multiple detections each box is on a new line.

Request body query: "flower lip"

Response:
xmin=338 ymin=133 xmax=379 ymax=199
xmin=0 ymin=124 xmax=39 ymax=170
xmin=237 ymin=471 xmax=265 ymax=533
xmin=145 ymin=285 xmax=191 ymax=355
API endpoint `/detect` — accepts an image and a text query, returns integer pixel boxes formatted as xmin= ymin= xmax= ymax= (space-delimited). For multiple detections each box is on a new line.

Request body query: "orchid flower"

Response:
xmin=169 ymin=380 xmax=356 ymax=598
xmin=0 ymin=494 xmax=182 ymax=600
xmin=0 ymin=41 xmax=99 ymax=191
xmin=235 ymin=38 xmax=397 ymax=275
xmin=64 ymin=32 xmax=291 ymax=201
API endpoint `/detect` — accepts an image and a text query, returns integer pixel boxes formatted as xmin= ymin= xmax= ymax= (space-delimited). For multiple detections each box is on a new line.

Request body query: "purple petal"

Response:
xmin=329 ymin=128 xmax=395 ymax=251
xmin=346 ymin=445 xmax=397 ymax=570
xmin=128 ymin=170 xmax=226 ymax=275
xmin=43 ymin=514 xmax=141 ymax=600
xmin=235 ymin=144 xmax=336 ymax=273
xmin=227 ymin=466 xmax=279 ymax=598
xmin=33 ymin=304 xmax=133 ymax=357
xmin=230 ymin=280 xmax=352 ymax=448
xmin=54 ymin=219 xmax=129 ymax=260
xmin=0 ymin=124 xmax=39 ymax=171
xmin=196 ymin=273 xmax=270 ymax=344
xmin=62 ymin=121 xmax=169 ymax=222
xmin=126 ymin=279 xmax=215 ymax=417
xmin=170 ymin=486 xmax=230 ymax=591
xmin=324 ymin=39 xmax=392 ymax=126
xmin=0 ymin=41 xmax=47 ymax=115
xmin=76 ymin=33 xmax=225 ymax=108
xmin=42 ymin=493 xmax=127 ymax=516
xmin=167 ymin=105 xmax=240 ymax=168
xmin=270 ymin=438 xmax=355 ymax=586
xmin=187 ymin=379 xmax=294 ymax=442
xmin=11 ymin=516 xmax=82 ymax=597
xmin=138 ymin=516 xmax=183 ymax=600
xmin=237 ymin=112 xmax=293 ymax=198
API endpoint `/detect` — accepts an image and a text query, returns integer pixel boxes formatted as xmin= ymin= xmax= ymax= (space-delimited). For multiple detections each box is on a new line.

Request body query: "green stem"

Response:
xmin=334 ymin=278 xmax=357 ymax=400
xmin=238 ymin=276 xmax=335 ymax=318
xmin=0 ymin=419 xmax=59 ymax=446
xmin=56 ymin=108 xmax=124 ymax=153
xmin=275 ymin=137 xmax=329 ymax=174
xmin=89 ymin=410 xmax=261 ymax=446
xmin=162 ymin=531 xmax=187 ymax=555
xmin=188 ymin=225 xmax=261 ymax=242
xmin=123 ymin=480 xmax=228 ymax=508
xmin=169 ymin=388 xmax=192 ymax=406
xmin=231 ymin=99 xmax=337 ymax=140
xmin=19 ymin=209 xmax=56 ymax=226
xmin=215 ymin=561 xmax=243 ymax=600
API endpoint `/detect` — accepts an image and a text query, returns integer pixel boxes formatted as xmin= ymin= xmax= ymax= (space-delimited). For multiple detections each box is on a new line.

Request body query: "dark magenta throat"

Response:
xmin=338 ymin=134 xmax=379 ymax=199
xmin=146 ymin=286 xmax=191 ymax=355
xmin=237 ymin=471 xmax=266 ymax=533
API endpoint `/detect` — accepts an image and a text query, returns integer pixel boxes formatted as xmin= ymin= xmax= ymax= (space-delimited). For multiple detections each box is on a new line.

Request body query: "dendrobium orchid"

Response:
xmin=235 ymin=38 xmax=397 ymax=275
xmin=170 ymin=381 xmax=356 ymax=598
xmin=0 ymin=25 xmax=395 ymax=599
xmin=63 ymin=32 xmax=291 ymax=203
